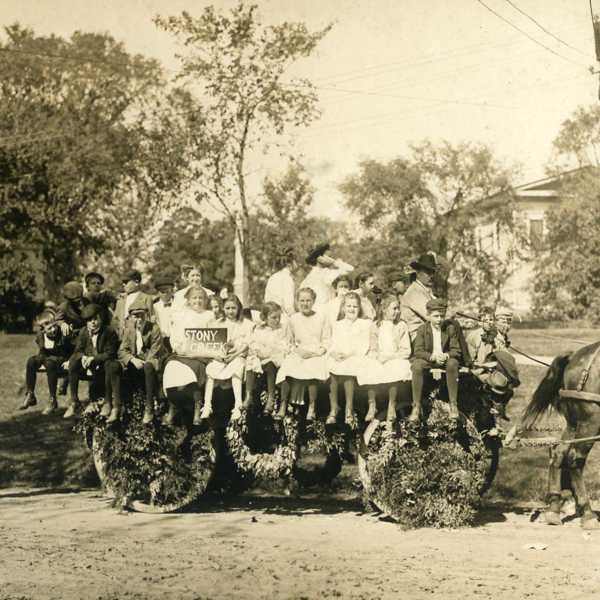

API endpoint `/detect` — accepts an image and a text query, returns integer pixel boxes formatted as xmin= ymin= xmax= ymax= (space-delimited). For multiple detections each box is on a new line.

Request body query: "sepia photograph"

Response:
xmin=1 ymin=1 xmax=600 ymax=598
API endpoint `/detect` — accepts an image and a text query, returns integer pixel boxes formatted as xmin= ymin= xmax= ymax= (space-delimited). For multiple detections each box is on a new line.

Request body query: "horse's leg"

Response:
xmin=567 ymin=420 xmax=600 ymax=529
xmin=545 ymin=427 xmax=574 ymax=525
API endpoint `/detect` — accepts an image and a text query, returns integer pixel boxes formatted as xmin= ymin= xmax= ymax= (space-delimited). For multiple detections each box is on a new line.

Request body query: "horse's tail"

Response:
xmin=521 ymin=352 xmax=572 ymax=430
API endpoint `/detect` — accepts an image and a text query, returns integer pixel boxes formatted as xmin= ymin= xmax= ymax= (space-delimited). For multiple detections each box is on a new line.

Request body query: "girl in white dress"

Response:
xmin=201 ymin=295 xmax=254 ymax=421
xmin=358 ymin=294 xmax=412 ymax=422
xmin=327 ymin=292 xmax=372 ymax=424
xmin=245 ymin=302 xmax=290 ymax=414
xmin=164 ymin=287 xmax=216 ymax=426
xmin=275 ymin=287 xmax=331 ymax=421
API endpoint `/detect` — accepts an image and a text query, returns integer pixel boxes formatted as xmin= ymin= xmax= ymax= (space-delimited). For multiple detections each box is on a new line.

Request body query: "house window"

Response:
xmin=529 ymin=219 xmax=544 ymax=249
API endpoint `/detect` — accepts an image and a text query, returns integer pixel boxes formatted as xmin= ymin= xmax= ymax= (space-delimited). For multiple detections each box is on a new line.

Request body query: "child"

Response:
xmin=353 ymin=272 xmax=376 ymax=320
xmin=201 ymin=295 xmax=254 ymax=421
xmin=245 ymin=302 xmax=290 ymax=415
xmin=466 ymin=306 xmax=496 ymax=366
xmin=208 ymin=294 xmax=225 ymax=321
xmin=117 ymin=306 xmax=165 ymax=425
xmin=324 ymin=273 xmax=352 ymax=326
xmin=275 ymin=287 xmax=330 ymax=421
xmin=65 ymin=304 xmax=120 ymax=421
xmin=153 ymin=274 xmax=175 ymax=352
xmin=327 ymin=292 xmax=372 ymax=424
xmin=113 ymin=270 xmax=155 ymax=337
xmin=410 ymin=298 xmax=462 ymax=423
xmin=358 ymin=294 xmax=412 ymax=422
xmin=19 ymin=310 xmax=72 ymax=414
xmin=164 ymin=286 xmax=215 ymax=426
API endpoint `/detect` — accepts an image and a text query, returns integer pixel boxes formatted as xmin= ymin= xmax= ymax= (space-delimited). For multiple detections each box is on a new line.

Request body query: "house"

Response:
xmin=484 ymin=168 xmax=584 ymax=316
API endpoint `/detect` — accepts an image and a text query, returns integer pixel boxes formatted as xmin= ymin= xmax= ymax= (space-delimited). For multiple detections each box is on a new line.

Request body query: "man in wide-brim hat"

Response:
xmin=84 ymin=271 xmax=117 ymax=313
xmin=113 ymin=269 xmax=155 ymax=337
xmin=400 ymin=252 xmax=437 ymax=340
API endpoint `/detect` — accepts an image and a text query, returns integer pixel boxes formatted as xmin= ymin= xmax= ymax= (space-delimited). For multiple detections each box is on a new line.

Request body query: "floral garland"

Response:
xmin=76 ymin=389 xmax=216 ymax=511
xmin=359 ymin=400 xmax=489 ymax=528
xmin=225 ymin=402 xmax=299 ymax=482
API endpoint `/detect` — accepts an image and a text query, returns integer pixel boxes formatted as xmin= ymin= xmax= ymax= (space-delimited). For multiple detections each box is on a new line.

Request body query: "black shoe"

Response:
xmin=18 ymin=391 xmax=37 ymax=411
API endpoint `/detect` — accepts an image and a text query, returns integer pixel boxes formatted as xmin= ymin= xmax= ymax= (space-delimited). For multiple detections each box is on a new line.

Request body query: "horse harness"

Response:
xmin=558 ymin=344 xmax=600 ymax=404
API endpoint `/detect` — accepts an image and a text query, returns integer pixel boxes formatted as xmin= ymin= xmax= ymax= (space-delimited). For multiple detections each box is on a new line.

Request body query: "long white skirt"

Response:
xmin=357 ymin=357 xmax=412 ymax=386
xmin=276 ymin=352 xmax=329 ymax=383
xmin=328 ymin=356 xmax=364 ymax=378
xmin=206 ymin=356 xmax=245 ymax=381
xmin=246 ymin=354 xmax=283 ymax=374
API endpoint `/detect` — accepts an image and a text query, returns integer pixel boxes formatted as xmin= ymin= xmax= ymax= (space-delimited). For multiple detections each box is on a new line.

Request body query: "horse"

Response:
xmin=521 ymin=342 xmax=600 ymax=529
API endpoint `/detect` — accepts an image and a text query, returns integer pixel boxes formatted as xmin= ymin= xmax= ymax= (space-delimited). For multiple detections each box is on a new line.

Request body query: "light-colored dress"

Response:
xmin=206 ymin=318 xmax=255 ymax=381
xmin=276 ymin=311 xmax=331 ymax=383
xmin=327 ymin=318 xmax=372 ymax=377
xmin=246 ymin=325 xmax=289 ymax=373
xmin=358 ymin=320 xmax=412 ymax=385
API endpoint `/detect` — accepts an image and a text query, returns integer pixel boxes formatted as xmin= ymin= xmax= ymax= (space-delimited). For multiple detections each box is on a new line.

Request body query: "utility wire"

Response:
xmin=475 ymin=0 xmax=585 ymax=67
xmin=503 ymin=0 xmax=588 ymax=56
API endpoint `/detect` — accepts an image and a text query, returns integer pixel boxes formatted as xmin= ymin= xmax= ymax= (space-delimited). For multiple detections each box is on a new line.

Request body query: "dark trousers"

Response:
xmin=411 ymin=357 xmax=459 ymax=408
xmin=26 ymin=355 xmax=63 ymax=397
xmin=68 ymin=357 xmax=119 ymax=404
xmin=114 ymin=362 xmax=158 ymax=409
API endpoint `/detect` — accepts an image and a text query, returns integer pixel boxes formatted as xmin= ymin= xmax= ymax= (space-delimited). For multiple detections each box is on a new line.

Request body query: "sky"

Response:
xmin=1 ymin=0 xmax=597 ymax=219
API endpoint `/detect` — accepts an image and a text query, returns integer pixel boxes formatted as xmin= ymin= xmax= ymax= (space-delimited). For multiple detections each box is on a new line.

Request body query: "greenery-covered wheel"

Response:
xmin=224 ymin=392 xmax=299 ymax=484
xmin=358 ymin=400 xmax=490 ymax=528
xmin=81 ymin=389 xmax=216 ymax=513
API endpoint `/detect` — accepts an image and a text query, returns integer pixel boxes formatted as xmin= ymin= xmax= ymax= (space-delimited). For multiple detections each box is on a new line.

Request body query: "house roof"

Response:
xmin=514 ymin=166 xmax=589 ymax=199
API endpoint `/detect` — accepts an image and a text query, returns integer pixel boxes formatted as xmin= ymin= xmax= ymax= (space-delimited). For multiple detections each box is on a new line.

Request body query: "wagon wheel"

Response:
xmin=358 ymin=406 xmax=492 ymax=520
xmin=225 ymin=393 xmax=299 ymax=484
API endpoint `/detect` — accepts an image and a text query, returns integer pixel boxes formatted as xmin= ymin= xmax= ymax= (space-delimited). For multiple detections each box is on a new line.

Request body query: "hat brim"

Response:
xmin=305 ymin=242 xmax=330 ymax=265
xmin=85 ymin=272 xmax=104 ymax=285
xmin=410 ymin=260 xmax=436 ymax=272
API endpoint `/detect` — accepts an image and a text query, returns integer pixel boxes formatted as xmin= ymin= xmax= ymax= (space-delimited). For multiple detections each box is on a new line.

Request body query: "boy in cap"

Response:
xmin=466 ymin=306 xmax=497 ymax=366
xmin=494 ymin=307 xmax=513 ymax=349
xmin=400 ymin=253 xmax=437 ymax=339
xmin=153 ymin=274 xmax=175 ymax=352
xmin=117 ymin=306 xmax=165 ymax=424
xmin=113 ymin=269 xmax=155 ymax=337
xmin=56 ymin=281 xmax=90 ymax=337
xmin=19 ymin=309 xmax=73 ymax=414
xmin=410 ymin=298 xmax=462 ymax=423
xmin=84 ymin=271 xmax=116 ymax=312
xmin=65 ymin=304 xmax=120 ymax=420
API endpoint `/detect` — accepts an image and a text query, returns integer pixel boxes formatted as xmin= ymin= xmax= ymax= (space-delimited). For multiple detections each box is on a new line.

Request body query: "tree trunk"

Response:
xmin=234 ymin=214 xmax=250 ymax=305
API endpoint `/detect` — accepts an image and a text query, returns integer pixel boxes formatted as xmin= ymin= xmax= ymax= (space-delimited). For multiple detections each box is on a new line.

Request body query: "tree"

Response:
xmin=154 ymin=3 xmax=332 ymax=302
xmin=532 ymin=170 xmax=600 ymax=321
xmin=339 ymin=141 xmax=520 ymax=305
xmin=0 ymin=24 xmax=184 ymax=303
xmin=552 ymin=104 xmax=600 ymax=169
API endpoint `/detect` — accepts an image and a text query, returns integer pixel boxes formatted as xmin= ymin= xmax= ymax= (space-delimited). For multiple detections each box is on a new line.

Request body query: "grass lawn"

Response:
xmin=2 ymin=329 xmax=600 ymax=503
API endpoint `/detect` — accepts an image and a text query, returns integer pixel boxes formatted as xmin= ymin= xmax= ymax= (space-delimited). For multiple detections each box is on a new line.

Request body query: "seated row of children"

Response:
xmin=21 ymin=260 xmax=513 ymax=427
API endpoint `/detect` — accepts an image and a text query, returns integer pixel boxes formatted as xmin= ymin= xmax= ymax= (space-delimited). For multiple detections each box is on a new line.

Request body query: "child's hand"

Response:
xmin=131 ymin=357 xmax=145 ymax=370
xmin=60 ymin=322 xmax=71 ymax=336
xmin=297 ymin=347 xmax=313 ymax=359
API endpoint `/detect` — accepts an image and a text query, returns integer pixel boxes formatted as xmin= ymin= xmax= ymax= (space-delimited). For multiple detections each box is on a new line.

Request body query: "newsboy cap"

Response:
xmin=121 ymin=269 xmax=142 ymax=283
xmin=426 ymin=298 xmax=448 ymax=313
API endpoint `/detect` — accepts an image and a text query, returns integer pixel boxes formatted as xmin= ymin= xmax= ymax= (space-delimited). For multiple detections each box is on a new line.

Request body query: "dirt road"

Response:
xmin=1 ymin=489 xmax=600 ymax=600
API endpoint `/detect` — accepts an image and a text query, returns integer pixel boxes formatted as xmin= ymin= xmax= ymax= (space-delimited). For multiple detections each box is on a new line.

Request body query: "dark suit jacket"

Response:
xmin=118 ymin=321 xmax=164 ymax=369
xmin=72 ymin=325 xmax=119 ymax=367
xmin=413 ymin=321 xmax=462 ymax=363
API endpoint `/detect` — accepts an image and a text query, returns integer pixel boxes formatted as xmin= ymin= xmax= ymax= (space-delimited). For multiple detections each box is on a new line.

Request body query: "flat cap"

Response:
xmin=426 ymin=298 xmax=448 ymax=313
xmin=121 ymin=269 xmax=141 ymax=283
xmin=81 ymin=303 xmax=103 ymax=321
xmin=84 ymin=271 xmax=105 ymax=285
